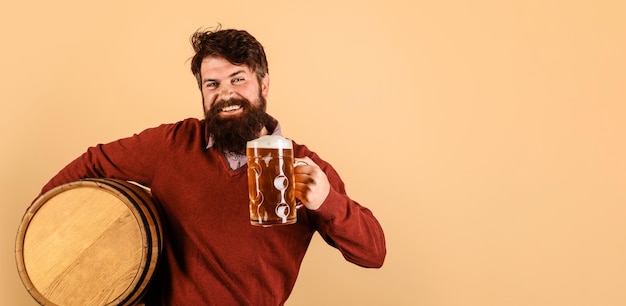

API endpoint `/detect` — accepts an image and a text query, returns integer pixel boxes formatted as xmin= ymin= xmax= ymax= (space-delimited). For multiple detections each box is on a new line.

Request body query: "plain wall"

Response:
xmin=2 ymin=1 xmax=625 ymax=305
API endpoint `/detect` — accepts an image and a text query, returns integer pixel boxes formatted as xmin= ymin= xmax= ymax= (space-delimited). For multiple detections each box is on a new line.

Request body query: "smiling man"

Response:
xmin=195 ymin=29 xmax=272 ymax=157
xmin=201 ymin=54 xmax=270 ymax=156
xmin=35 ymin=26 xmax=386 ymax=305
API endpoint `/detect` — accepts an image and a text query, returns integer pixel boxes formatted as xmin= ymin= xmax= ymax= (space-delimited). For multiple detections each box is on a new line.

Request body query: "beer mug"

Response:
xmin=246 ymin=135 xmax=304 ymax=226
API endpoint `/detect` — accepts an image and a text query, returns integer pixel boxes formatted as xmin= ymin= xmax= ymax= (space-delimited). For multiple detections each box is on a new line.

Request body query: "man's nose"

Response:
xmin=219 ymin=84 xmax=235 ymax=100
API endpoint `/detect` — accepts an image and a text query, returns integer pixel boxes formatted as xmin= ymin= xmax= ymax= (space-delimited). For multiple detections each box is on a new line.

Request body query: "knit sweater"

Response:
xmin=39 ymin=117 xmax=386 ymax=305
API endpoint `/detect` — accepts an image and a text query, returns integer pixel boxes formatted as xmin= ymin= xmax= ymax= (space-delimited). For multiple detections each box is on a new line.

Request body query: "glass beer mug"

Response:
xmin=246 ymin=135 xmax=303 ymax=226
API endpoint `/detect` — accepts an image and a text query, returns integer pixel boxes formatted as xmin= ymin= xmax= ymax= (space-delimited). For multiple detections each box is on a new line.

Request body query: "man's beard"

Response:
xmin=205 ymin=96 xmax=268 ymax=155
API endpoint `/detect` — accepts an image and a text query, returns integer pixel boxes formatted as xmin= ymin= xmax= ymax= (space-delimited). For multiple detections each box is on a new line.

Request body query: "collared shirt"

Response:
xmin=205 ymin=117 xmax=283 ymax=170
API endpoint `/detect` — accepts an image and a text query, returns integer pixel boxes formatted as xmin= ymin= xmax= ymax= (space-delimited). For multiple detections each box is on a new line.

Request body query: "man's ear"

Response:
xmin=261 ymin=73 xmax=270 ymax=98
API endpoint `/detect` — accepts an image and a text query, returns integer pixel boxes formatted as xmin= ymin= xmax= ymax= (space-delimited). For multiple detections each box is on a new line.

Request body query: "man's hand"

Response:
xmin=294 ymin=157 xmax=330 ymax=210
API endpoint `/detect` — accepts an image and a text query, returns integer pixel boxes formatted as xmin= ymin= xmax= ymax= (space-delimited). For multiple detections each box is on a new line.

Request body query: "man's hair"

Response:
xmin=190 ymin=26 xmax=269 ymax=88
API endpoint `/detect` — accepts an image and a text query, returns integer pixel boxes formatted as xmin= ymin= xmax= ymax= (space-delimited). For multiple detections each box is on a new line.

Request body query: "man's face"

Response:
xmin=200 ymin=56 xmax=269 ymax=116
xmin=200 ymin=56 xmax=270 ymax=154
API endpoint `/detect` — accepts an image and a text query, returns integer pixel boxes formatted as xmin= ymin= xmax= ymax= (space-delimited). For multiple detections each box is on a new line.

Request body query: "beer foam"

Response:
xmin=246 ymin=135 xmax=293 ymax=149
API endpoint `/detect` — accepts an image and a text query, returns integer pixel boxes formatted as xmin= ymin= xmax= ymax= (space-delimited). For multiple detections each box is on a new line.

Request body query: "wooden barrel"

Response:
xmin=15 ymin=178 xmax=163 ymax=306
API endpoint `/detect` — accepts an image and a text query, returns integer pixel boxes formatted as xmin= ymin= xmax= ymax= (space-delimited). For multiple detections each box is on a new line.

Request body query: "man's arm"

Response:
xmin=294 ymin=148 xmax=386 ymax=268
xmin=37 ymin=124 xmax=171 ymax=198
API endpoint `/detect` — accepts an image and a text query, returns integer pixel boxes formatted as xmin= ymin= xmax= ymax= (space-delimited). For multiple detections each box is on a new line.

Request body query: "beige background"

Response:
xmin=1 ymin=1 xmax=625 ymax=305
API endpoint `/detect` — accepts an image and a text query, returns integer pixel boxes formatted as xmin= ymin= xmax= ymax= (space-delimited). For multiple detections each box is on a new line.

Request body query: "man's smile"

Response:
xmin=221 ymin=104 xmax=242 ymax=112
xmin=219 ymin=104 xmax=244 ymax=117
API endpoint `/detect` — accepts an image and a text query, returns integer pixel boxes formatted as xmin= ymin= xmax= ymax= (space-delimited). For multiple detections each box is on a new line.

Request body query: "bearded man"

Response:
xmin=33 ymin=26 xmax=386 ymax=305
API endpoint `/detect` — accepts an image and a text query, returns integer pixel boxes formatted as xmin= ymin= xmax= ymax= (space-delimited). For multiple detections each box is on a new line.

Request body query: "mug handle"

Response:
xmin=294 ymin=160 xmax=308 ymax=168
xmin=294 ymin=160 xmax=308 ymax=209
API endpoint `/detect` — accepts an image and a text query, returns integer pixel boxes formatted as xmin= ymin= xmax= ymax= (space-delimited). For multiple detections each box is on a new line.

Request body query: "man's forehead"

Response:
xmin=201 ymin=56 xmax=250 ymax=70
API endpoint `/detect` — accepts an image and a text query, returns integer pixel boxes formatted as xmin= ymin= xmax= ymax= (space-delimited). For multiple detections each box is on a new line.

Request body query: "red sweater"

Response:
xmin=39 ymin=118 xmax=386 ymax=305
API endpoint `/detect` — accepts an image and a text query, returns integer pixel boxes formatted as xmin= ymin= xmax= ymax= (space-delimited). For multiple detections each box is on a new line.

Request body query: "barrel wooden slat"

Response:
xmin=16 ymin=179 xmax=162 ymax=306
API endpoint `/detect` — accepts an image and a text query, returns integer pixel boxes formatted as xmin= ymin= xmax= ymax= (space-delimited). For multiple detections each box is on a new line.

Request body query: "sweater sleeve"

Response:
xmin=38 ymin=123 xmax=172 ymax=197
xmin=297 ymin=145 xmax=387 ymax=268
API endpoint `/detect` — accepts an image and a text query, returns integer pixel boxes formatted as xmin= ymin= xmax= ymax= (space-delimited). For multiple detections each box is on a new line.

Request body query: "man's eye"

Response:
xmin=233 ymin=77 xmax=244 ymax=83
xmin=205 ymin=82 xmax=217 ymax=88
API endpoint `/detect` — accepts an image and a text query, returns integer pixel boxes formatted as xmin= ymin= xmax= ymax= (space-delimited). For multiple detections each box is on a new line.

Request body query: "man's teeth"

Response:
xmin=221 ymin=105 xmax=241 ymax=112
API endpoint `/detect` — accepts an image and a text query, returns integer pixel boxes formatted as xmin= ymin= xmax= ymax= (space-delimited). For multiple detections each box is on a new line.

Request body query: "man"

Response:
xmin=37 ymin=27 xmax=386 ymax=305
